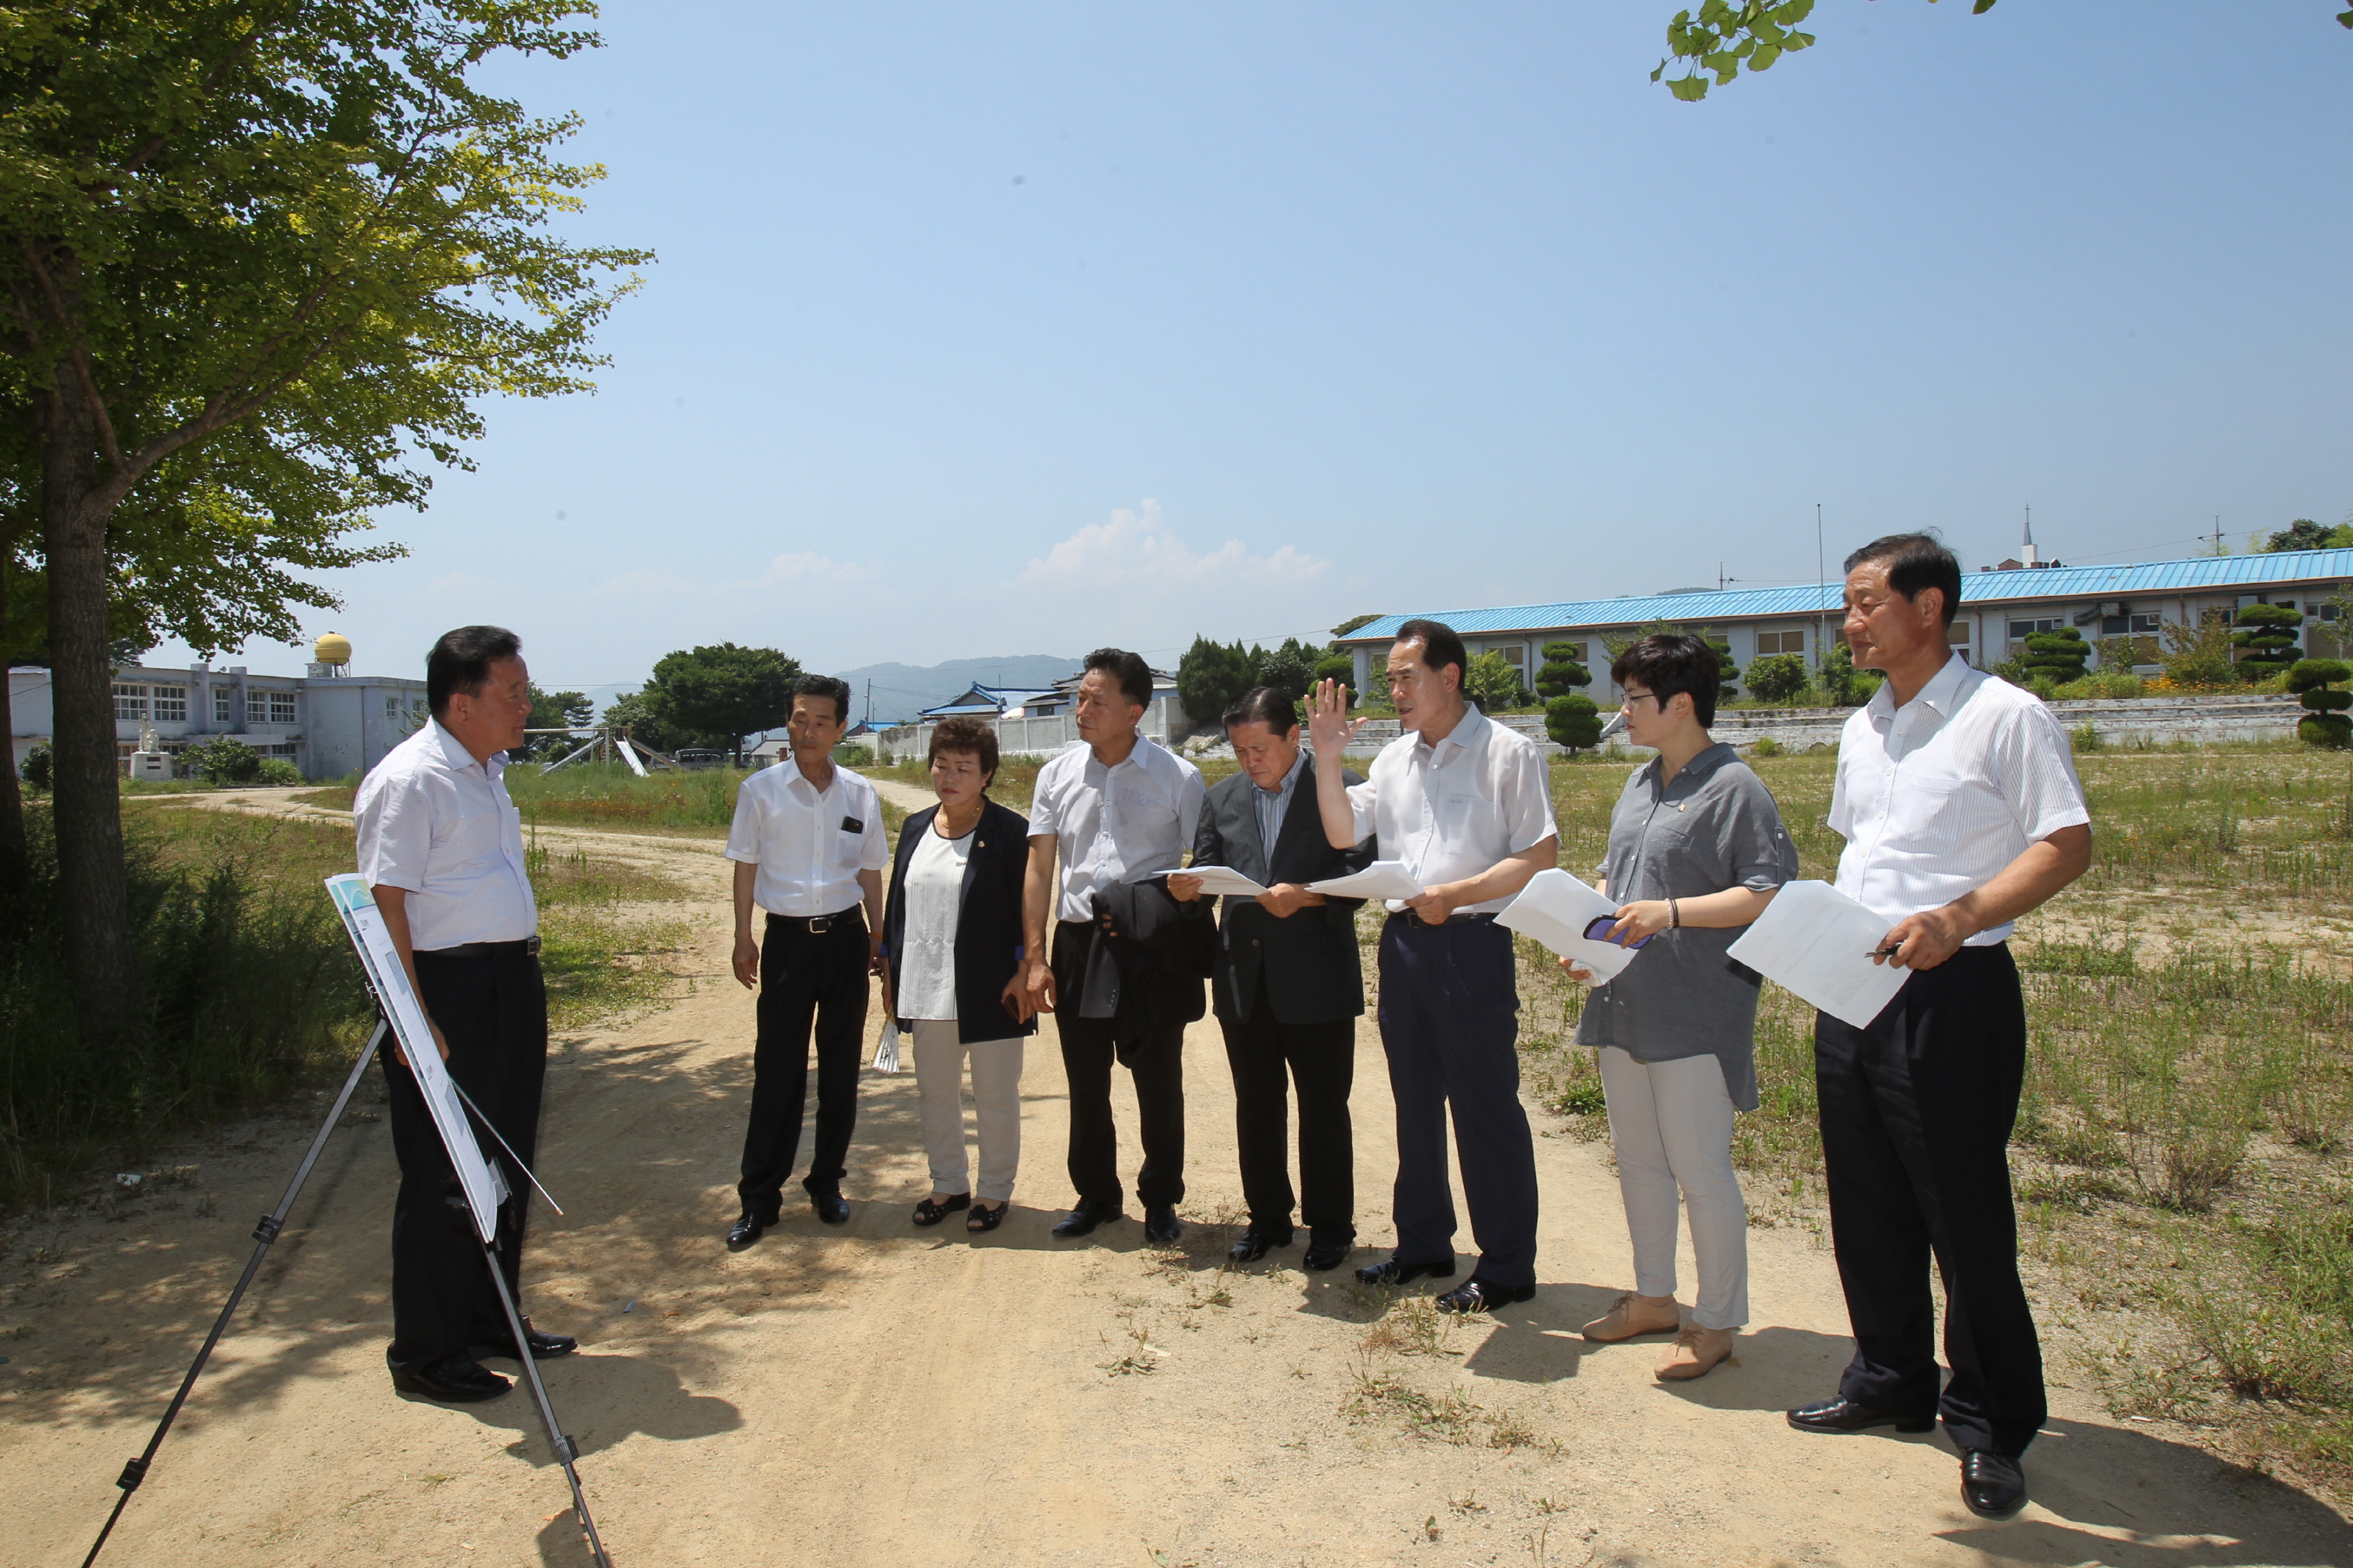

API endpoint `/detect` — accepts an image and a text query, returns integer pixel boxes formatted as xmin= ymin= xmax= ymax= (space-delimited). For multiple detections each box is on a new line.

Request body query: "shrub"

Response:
xmin=20 ymin=742 xmax=52 ymax=792
xmin=2232 ymin=603 xmax=2304 ymax=680
xmin=1704 ymin=636 xmax=1738 ymax=703
xmin=2023 ymin=627 xmax=2090 ymax=684
xmin=2288 ymin=659 xmax=2353 ymax=749
xmin=1464 ymin=651 xmax=1529 ymax=712
xmin=1545 ymin=693 xmax=1602 ymax=752
xmin=834 ymin=742 xmax=874 ymax=768
xmin=184 ymin=735 xmax=262 ymax=784
xmin=2157 ymin=615 xmax=2242 ymax=688
xmin=255 ymin=757 xmax=305 ymax=785
xmin=1821 ymin=642 xmax=1880 ymax=706
xmin=1312 ymin=653 xmax=1354 ymax=692
xmin=1744 ymin=652 xmax=1808 ymax=704
xmin=1175 ymin=635 xmax=1257 ymax=726
xmin=1534 ymin=642 xmax=1590 ymax=700
xmin=2053 ymin=671 xmax=2146 ymax=700
xmin=1751 ymin=734 xmax=1783 ymax=758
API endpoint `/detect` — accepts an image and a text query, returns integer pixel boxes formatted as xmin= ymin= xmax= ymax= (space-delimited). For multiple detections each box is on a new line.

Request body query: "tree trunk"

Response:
xmin=34 ymin=375 xmax=149 ymax=1072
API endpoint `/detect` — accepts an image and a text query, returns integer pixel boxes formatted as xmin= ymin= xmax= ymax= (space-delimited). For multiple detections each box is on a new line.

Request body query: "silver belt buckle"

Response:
xmin=809 ymin=915 xmax=832 ymax=934
xmin=524 ymin=934 xmax=542 ymax=957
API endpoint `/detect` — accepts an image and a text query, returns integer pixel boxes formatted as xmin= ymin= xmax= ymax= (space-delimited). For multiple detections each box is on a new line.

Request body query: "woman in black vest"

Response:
xmin=880 ymin=717 xmax=1036 ymax=1232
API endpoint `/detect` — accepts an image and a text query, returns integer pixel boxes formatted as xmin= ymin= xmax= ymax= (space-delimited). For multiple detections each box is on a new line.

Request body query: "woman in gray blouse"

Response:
xmin=1565 ymin=634 xmax=1799 ymax=1380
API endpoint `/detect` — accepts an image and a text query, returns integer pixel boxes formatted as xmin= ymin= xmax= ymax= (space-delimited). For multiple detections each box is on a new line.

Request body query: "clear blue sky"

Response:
xmin=148 ymin=1 xmax=2353 ymax=712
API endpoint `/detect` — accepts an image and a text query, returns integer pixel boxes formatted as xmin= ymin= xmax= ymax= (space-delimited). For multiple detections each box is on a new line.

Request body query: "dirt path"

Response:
xmin=5 ymin=789 xmax=2349 ymax=1566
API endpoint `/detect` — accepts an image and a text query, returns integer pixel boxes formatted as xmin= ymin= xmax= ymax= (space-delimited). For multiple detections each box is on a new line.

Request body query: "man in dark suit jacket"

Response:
xmin=1169 ymin=686 xmax=1375 ymax=1271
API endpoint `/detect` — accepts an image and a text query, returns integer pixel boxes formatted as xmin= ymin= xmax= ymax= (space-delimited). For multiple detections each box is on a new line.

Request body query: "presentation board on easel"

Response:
xmin=325 ymin=873 xmax=508 ymax=1240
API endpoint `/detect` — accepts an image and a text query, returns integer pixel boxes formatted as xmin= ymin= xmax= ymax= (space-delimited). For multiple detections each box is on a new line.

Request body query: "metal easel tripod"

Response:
xmin=79 ymin=1013 xmax=611 ymax=1567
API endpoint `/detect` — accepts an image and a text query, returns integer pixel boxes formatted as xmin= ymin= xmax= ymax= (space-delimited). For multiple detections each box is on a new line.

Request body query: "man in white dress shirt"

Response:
xmin=1784 ymin=535 xmax=2092 ymax=1522
xmin=355 ymin=625 xmax=576 ymax=1405
xmin=1023 ymin=648 xmax=1206 ymax=1244
xmin=724 ymin=673 xmax=888 ymax=1246
xmin=1308 ymin=620 xmax=1558 ymax=1314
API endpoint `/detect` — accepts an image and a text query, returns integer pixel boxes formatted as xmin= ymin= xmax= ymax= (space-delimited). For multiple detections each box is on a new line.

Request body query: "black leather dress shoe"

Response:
xmin=1052 ymin=1199 xmax=1123 ymax=1238
xmin=1434 ymin=1277 xmax=1535 ymax=1315
xmin=807 ymin=1188 xmax=852 ymax=1225
xmin=1301 ymin=1237 xmax=1351 ymax=1272
xmin=392 ymin=1354 xmax=511 ymax=1404
xmin=480 ymin=1316 xmax=577 ymax=1361
xmin=1785 ymin=1396 xmax=1938 ymax=1435
xmin=1228 ymin=1226 xmax=1292 ymax=1262
xmin=1961 ymin=1451 xmax=2027 ymax=1518
xmin=1143 ymin=1204 xmax=1183 ymax=1244
xmin=727 ymin=1207 xmax=780 ymax=1249
xmin=1353 ymin=1254 xmax=1457 ymax=1288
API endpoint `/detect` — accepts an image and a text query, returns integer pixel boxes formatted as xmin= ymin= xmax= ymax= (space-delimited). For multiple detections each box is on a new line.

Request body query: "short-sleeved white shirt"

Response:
xmin=724 ymin=759 xmax=889 ymax=918
xmin=353 ymin=720 xmax=537 ymax=950
xmin=1829 ymin=655 xmax=2092 ymax=945
xmin=1344 ymin=708 xmax=1557 ymax=913
xmin=1029 ymin=735 xmax=1206 ymax=923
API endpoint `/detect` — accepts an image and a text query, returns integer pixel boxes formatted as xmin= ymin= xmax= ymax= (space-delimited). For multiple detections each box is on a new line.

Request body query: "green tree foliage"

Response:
xmin=2159 ymin=615 xmax=2241 ymax=689
xmin=1546 ymin=693 xmax=1602 ymax=753
xmin=642 ymin=645 xmax=800 ymax=765
xmin=2232 ymin=604 xmax=2304 ymax=680
xmin=599 ymin=689 xmax=698 ymax=757
xmin=1822 ymin=640 xmax=1881 ymax=706
xmin=1256 ymin=636 xmax=1318 ymax=698
xmin=0 ymin=1 xmax=648 ymax=1058
xmin=1463 ymin=651 xmax=1530 ymax=712
xmin=524 ymin=684 xmax=594 ymax=760
xmin=1534 ymin=641 xmax=1591 ymax=700
xmin=1312 ymin=651 xmax=1354 ymax=691
xmin=2277 ymin=658 xmax=2353 ymax=752
xmin=1744 ymin=652 xmax=1809 ymax=704
xmin=1176 ymin=635 xmax=1258 ymax=726
xmin=1702 ymin=635 xmax=1739 ymax=702
xmin=183 ymin=735 xmax=261 ymax=785
xmin=2288 ymin=659 xmax=2353 ymax=748
xmin=19 ymin=740 xmax=51 ymax=791
xmin=2265 ymin=518 xmax=2340 ymax=553
xmin=2023 ymin=628 xmax=2091 ymax=684
xmin=1329 ymin=614 xmax=1381 ymax=638
xmin=1657 ymin=1 xmax=2351 ymax=103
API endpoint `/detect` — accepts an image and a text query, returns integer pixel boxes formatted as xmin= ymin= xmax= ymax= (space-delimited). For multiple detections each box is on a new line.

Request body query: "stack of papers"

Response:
xmin=1133 ymin=864 xmax=1270 ymax=898
xmin=1493 ymin=870 xmax=1641 ymax=983
xmin=1305 ymin=860 xmax=1427 ymax=910
xmin=1724 ymin=880 xmax=1910 ymax=1029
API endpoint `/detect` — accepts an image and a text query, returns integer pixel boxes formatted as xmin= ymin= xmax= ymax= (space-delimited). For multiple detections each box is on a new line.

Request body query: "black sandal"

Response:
xmin=966 ymin=1200 xmax=1006 ymax=1233
xmin=913 ymin=1193 xmax=971 ymax=1227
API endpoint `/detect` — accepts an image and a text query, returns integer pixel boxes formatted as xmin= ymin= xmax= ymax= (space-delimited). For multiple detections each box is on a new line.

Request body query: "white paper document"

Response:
xmin=325 ymin=874 xmax=509 ymax=1241
xmin=1724 ymin=879 xmax=1910 ymax=1031
xmin=1136 ymin=863 xmax=1269 ymax=898
xmin=1493 ymin=869 xmax=1641 ymax=984
xmin=1305 ymin=860 xmax=1427 ymax=904
xmin=873 ymin=1018 xmax=903 ymax=1074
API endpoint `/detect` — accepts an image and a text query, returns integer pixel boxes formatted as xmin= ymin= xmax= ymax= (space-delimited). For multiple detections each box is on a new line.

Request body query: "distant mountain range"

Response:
xmin=830 ymin=653 xmax=1082 ymax=725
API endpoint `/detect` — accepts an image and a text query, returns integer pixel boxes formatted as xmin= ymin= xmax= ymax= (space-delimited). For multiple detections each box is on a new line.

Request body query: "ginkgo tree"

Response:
xmin=1 ymin=1 xmax=649 ymax=1063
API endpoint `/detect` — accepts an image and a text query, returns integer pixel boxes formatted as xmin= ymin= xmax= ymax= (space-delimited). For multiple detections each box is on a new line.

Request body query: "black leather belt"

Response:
xmin=420 ymin=935 xmax=540 ymax=959
xmin=768 ymin=908 xmax=865 ymax=934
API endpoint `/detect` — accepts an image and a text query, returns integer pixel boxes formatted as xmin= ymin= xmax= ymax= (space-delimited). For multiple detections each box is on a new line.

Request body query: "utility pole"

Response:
xmin=863 ymin=678 xmax=872 ymax=728
xmin=1814 ymin=502 xmax=1826 ymax=673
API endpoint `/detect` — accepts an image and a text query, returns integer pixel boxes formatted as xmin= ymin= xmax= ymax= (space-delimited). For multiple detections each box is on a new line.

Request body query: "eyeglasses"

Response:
xmin=1618 ymin=692 xmax=1669 ymax=712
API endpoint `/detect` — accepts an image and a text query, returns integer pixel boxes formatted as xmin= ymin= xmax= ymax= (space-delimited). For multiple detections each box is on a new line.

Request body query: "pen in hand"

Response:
xmin=1867 ymin=943 xmax=1904 ymax=959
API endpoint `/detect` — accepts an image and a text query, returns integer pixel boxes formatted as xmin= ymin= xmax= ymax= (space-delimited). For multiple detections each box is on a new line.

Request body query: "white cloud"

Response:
xmin=584 ymin=550 xmax=879 ymax=606
xmin=1016 ymin=500 xmax=1333 ymax=591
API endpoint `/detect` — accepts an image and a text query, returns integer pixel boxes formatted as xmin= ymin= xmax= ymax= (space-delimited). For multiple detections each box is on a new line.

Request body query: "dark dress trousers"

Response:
xmin=880 ymin=798 xmax=1038 ymax=1042
xmin=1815 ymin=944 xmax=2045 ymax=1456
xmin=384 ymin=946 xmax=548 ymax=1372
xmin=1192 ymin=759 xmax=1373 ymax=1242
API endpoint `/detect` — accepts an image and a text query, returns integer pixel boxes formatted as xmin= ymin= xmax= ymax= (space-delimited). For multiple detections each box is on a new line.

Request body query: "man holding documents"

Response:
xmin=1169 ymin=687 xmax=1375 ymax=1271
xmin=355 ymin=625 xmax=575 ymax=1405
xmin=1308 ymin=619 xmax=1557 ymax=1313
xmin=1025 ymin=648 xmax=1207 ymax=1244
xmin=1786 ymin=534 xmax=2092 ymax=1522
xmin=1559 ymin=635 xmax=1797 ymax=1382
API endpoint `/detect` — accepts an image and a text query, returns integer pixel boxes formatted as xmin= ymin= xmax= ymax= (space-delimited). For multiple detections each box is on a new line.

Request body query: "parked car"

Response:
xmin=674 ymin=748 xmax=726 ymax=771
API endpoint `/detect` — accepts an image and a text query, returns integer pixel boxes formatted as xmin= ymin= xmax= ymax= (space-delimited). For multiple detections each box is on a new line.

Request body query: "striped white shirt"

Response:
xmin=1828 ymin=655 xmax=2091 ymax=945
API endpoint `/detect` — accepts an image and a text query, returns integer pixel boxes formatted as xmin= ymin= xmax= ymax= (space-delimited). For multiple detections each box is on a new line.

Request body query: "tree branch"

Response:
xmin=18 ymin=240 xmax=124 ymax=471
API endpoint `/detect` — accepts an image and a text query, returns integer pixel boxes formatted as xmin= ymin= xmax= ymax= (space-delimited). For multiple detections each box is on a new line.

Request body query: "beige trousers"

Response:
xmin=909 ymin=1018 xmax=1025 ymax=1202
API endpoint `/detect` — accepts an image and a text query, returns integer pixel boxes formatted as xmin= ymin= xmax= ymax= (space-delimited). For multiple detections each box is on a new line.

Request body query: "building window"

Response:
xmin=1755 ymin=629 xmax=1805 ymax=655
xmin=113 ymin=684 xmax=146 ymax=720
xmin=150 ymin=685 xmax=187 ymax=722
xmin=214 ymin=687 xmax=235 ymax=723
xmin=268 ymin=690 xmax=297 ymax=726
xmin=1947 ymin=622 xmax=1972 ymax=645
xmin=1495 ymin=643 xmax=1526 ymax=668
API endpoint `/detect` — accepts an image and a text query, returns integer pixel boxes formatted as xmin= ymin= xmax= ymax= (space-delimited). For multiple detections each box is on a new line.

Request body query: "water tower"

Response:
xmin=309 ymin=631 xmax=352 ymax=678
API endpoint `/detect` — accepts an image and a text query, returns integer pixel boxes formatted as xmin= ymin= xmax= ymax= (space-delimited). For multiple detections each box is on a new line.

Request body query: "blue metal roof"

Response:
xmin=1336 ymin=547 xmax=2353 ymax=643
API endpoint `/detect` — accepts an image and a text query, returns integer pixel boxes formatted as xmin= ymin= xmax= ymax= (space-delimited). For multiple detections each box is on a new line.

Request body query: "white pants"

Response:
xmin=1597 ymin=1046 xmax=1749 ymax=1330
xmin=910 ymin=1018 xmax=1025 ymax=1203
